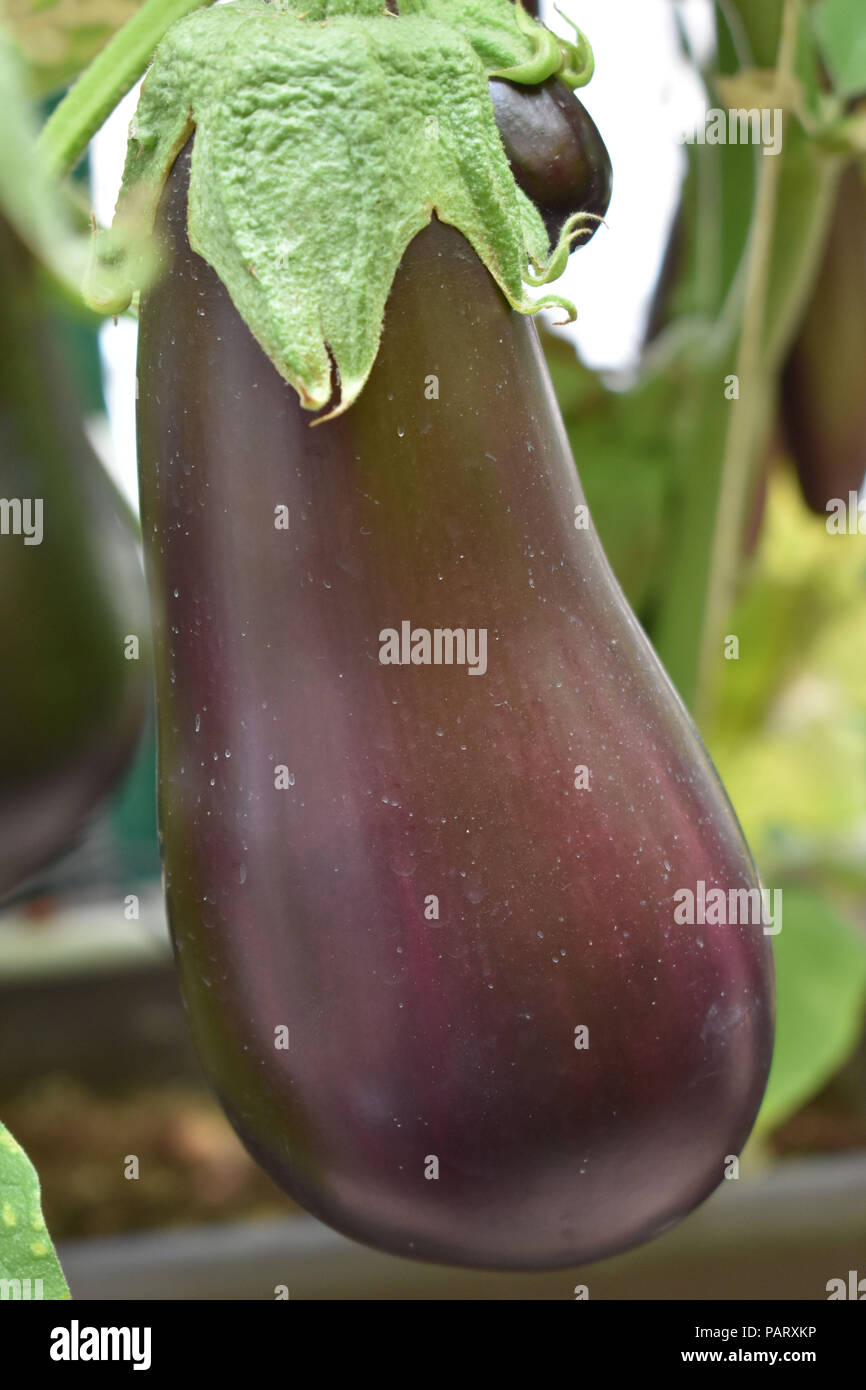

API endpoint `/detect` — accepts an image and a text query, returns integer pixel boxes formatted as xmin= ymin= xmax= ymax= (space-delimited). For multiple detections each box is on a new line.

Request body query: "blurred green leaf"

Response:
xmin=720 ymin=0 xmax=786 ymax=70
xmin=0 ymin=29 xmax=88 ymax=289
xmin=756 ymin=887 xmax=866 ymax=1133
xmin=814 ymin=0 xmax=866 ymax=99
xmin=639 ymin=1 xmax=841 ymax=713
xmin=542 ymin=331 xmax=673 ymax=617
xmin=0 ymin=27 xmax=159 ymax=307
xmin=0 ymin=1121 xmax=69 ymax=1299
xmin=5 ymin=0 xmax=142 ymax=96
xmin=710 ymin=471 xmax=866 ymax=877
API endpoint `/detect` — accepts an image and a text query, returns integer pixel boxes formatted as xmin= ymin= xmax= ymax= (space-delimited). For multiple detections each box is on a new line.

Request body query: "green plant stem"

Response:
xmin=695 ymin=0 xmax=801 ymax=717
xmin=715 ymin=0 xmax=753 ymax=68
xmin=653 ymin=0 xmax=839 ymax=722
xmin=39 ymin=0 xmax=212 ymax=178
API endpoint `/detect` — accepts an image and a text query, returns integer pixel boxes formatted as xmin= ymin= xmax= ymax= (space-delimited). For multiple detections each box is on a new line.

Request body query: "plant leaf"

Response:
xmin=755 ymin=887 xmax=866 ymax=1133
xmin=709 ymin=472 xmax=866 ymax=880
xmin=813 ymin=0 xmax=866 ymax=100
xmin=0 ymin=1122 xmax=69 ymax=1300
xmin=542 ymin=332 xmax=673 ymax=616
xmin=4 ymin=0 xmax=143 ymax=96
xmin=0 ymin=29 xmax=88 ymax=290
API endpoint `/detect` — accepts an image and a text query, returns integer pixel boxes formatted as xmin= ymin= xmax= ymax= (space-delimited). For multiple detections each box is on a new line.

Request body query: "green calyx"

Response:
xmin=551 ymin=4 xmax=595 ymax=89
xmin=483 ymin=0 xmax=593 ymax=87
xmin=100 ymin=0 xmax=595 ymax=416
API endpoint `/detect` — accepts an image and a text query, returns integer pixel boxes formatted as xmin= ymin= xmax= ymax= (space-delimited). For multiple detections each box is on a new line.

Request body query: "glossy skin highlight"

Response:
xmin=136 ymin=147 xmax=773 ymax=1270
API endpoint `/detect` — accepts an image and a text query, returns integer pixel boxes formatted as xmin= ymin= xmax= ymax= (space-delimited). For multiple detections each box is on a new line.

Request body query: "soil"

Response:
xmin=2 ymin=1075 xmax=294 ymax=1239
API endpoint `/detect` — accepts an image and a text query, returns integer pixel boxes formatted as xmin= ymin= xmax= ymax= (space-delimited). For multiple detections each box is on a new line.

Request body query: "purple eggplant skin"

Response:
xmin=137 ymin=146 xmax=773 ymax=1271
xmin=0 ymin=217 xmax=148 ymax=898
xmin=489 ymin=77 xmax=612 ymax=247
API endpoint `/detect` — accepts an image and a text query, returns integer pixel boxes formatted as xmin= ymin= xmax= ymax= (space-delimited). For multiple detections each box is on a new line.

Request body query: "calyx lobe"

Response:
xmin=105 ymin=0 xmax=590 ymax=415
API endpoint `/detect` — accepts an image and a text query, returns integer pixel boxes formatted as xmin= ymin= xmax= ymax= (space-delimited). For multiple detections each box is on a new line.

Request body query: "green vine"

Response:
xmin=696 ymin=0 xmax=803 ymax=715
xmin=651 ymin=0 xmax=842 ymax=719
xmin=39 ymin=0 xmax=212 ymax=177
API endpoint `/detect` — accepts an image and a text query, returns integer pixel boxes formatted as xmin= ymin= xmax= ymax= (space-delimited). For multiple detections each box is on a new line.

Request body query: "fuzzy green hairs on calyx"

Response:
xmin=98 ymin=0 xmax=595 ymax=416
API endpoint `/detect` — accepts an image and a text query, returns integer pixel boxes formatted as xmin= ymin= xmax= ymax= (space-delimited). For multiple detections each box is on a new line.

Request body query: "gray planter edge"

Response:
xmin=57 ymin=1149 xmax=866 ymax=1301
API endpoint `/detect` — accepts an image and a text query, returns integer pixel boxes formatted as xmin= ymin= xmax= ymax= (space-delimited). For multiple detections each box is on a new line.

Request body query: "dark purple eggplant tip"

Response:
xmin=490 ymin=76 xmax=613 ymax=248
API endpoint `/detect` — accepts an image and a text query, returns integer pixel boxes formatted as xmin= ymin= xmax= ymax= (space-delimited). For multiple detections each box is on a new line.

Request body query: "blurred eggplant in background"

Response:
xmin=0 ymin=214 xmax=148 ymax=899
xmin=781 ymin=164 xmax=866 ymax=515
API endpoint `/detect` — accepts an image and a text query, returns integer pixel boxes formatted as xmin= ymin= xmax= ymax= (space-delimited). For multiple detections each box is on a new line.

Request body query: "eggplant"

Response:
xmin=781 ymin=164 xmax=866 ymax=515
xmin=136 ymin=144 xmax=773 ymax=1270
xmin=0 ymin=216 xmax=148 ymax=897
xmin=489 ymin=76 xmax=612 ymax=246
